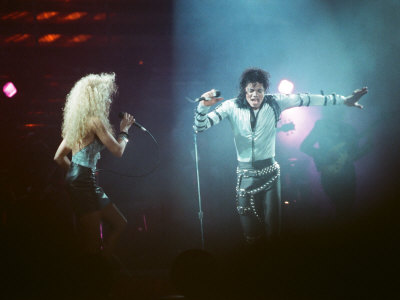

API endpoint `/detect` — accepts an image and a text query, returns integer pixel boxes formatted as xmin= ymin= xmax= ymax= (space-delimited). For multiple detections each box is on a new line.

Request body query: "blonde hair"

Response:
xmin=62 ymin=73 xmax=117 ymax=147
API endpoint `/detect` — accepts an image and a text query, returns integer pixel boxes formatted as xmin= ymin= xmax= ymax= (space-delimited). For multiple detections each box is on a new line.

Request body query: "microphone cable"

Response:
xmin=96 ymin=126 xmax=160 ymax=178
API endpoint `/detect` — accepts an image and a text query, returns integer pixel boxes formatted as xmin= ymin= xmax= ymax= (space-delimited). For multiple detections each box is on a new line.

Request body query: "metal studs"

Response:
xmin=235 ymin=163 xmax=281 ymax=222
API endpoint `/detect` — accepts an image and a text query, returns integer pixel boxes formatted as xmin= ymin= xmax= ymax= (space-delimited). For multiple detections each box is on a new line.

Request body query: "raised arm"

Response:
xmin=193 ymin=89 xmax=228 ymax=133
xmin=91 ymin=113 xmax=135 ymax=157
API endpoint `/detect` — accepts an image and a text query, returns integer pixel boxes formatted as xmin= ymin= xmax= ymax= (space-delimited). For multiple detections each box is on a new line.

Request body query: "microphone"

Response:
xmin=118 ymin=112 xmax=147 ymax=132
xmin=195 ymin=90 xmax=221 ymax=102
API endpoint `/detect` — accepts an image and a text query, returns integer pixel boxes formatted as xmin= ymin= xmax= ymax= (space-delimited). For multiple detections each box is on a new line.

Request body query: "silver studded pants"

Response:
xmin=236 ymin=160 xmax=281 ymax=242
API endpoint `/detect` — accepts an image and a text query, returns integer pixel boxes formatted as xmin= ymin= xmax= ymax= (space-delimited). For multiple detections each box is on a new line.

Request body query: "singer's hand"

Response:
xmin=201 ymin=89 xmax=224 ymax=107
xmin=344 ymin=87 xmax=368 ymax=109
xmin=120 ymin=113 xmax=135 ymax=132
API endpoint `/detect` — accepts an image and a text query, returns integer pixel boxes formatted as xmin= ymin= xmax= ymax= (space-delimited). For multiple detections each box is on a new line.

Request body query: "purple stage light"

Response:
xmin=277 ymin=107 xmax=322 ymax=149
xmin=278 ymin=79 xmax=294 ymax=94
xmin=3 ymin=82 xmax=17 ymax=98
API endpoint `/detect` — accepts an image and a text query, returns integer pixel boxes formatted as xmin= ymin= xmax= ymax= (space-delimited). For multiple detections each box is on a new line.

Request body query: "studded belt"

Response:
xmin=236 ymin=162 xmax=279 ymax=178
xmin=235 ymin=162 xmax=280 ymax=222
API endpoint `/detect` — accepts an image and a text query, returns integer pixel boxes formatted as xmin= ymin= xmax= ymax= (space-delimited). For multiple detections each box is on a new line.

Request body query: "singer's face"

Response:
xmin=245 ymin=82 xmax=265 ymax=109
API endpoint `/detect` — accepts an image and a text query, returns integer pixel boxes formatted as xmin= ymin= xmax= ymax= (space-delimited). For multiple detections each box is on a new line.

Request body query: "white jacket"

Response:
xmin=194 ymin=93 xmax=345 ymax=163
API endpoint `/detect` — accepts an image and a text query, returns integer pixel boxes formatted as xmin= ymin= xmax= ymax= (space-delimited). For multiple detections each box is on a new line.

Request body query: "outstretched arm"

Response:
xmin=275 ymin=87 xmax=368 ymax=112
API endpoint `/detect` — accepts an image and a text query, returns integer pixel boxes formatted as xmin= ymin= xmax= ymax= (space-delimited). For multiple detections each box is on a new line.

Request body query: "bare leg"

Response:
xmin=100 ymin=203 xmax=127 ymax=257
xmin=78 ymin=211 xmax=102 ymax=255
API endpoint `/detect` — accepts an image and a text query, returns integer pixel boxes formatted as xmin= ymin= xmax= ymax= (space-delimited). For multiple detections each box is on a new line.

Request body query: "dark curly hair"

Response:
xmin=235 ymin=68 xmax=270 ymax=109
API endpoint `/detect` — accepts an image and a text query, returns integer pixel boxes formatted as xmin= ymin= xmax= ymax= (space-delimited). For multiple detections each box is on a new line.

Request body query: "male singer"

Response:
xmin=194 ymin=68 xmax=367 ymax=244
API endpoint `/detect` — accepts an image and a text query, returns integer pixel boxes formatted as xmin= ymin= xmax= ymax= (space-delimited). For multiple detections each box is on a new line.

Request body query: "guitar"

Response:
xmin=314 ymin=142 xmax=351 ymax=175
xmin=312 ymin=126 xmax=373 ymax=176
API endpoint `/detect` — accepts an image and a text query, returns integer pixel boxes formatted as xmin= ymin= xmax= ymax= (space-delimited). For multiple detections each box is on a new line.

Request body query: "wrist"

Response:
xmin=198 ymin=101 xmax=211 ymax=110
xmin=120 ymin=136 xmax=129 ymax=143
xmin=118 ymin=131 xmax=129 ymax=143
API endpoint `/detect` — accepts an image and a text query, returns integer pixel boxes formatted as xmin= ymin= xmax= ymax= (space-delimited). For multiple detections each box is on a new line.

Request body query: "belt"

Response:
xmin=237 ymin=157 xmax=275 ymax=169
xmin=237 ymin=161 xmax=279 ymax=178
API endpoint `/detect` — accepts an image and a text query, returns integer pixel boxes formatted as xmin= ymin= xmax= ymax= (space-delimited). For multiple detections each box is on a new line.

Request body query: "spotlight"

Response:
xmin=3 ymin=82 xmax=17 ymax=98
xmin=278 ymin=79 xmax=294 ymax=94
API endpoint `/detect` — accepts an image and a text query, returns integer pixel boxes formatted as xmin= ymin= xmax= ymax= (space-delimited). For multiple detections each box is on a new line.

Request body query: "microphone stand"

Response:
xmin=193 ymin=131 xmax=205 ymax=250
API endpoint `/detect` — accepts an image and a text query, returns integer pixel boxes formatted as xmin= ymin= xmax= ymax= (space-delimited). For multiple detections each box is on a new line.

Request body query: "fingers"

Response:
xmin=350 ymin=87 xmax=368 ymax=109
xmin=354 ymin=87 xmax=368 ymax=96
xmin=355 ymin=103 xmax=364 ymax=109
xmin=201 ymin=89 xmax=219 ymax=100
xmin=361 ymin=87 xmax=368 ymax=95
xmin=123 ymin=113 xmax=135 ymax=125
xmin=200 ymin=90 xmax=212 ymax=99
xmin=200 ymin=89 xmax=223 ymax=106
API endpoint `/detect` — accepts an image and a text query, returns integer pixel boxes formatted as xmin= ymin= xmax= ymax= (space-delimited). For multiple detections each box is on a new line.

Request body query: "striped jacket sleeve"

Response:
xmin=193 ymin=100 xmax=231 ymax=133
xmin=274 ymin=93 xmax=346 ymax=112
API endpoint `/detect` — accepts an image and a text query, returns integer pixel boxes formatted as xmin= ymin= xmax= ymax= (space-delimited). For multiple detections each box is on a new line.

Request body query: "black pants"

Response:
xmin=236 ymin=159 xmax=281 ymax=243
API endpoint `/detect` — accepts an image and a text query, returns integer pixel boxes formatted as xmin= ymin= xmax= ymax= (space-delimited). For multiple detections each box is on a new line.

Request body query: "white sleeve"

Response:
xmin=193 ymin=100 xmax=232 ymax=132
xmin=272 ymin=93 xmax=346 ymax=112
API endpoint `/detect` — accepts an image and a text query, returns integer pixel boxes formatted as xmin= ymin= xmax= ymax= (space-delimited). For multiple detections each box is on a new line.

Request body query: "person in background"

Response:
xmin=300 ymin=109 xmax=371 ymax=223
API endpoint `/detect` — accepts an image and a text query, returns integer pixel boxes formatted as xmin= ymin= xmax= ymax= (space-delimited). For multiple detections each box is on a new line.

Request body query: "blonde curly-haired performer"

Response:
xmin=54 ymin=73 xmax=135 ymax=257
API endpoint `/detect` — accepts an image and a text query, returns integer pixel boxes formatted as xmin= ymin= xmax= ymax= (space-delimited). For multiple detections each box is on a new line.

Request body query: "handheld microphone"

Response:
xmin=195 ymin=90 xmax=221 ymax=102
xmin=118 ymin=112 xmax=147 ymax=132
